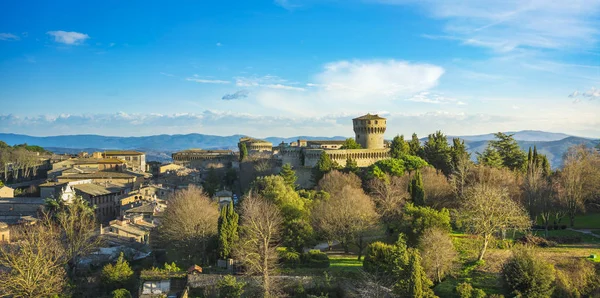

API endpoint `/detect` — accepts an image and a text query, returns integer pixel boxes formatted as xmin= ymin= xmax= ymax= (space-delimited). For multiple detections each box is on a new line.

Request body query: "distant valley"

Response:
xmin=1 ymin=131 xmax=597 ymax=168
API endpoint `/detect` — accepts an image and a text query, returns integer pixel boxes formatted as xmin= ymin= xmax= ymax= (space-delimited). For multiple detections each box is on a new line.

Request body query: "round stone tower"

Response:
xmin=353 ymin=114 xmax=386 ymax=149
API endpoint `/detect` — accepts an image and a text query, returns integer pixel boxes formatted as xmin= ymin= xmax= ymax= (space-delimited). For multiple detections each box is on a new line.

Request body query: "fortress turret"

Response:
xmin=353 ymin=114 xmax=386 ymax=149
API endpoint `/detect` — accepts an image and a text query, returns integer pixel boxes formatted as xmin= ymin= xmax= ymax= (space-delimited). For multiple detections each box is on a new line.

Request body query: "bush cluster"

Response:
xmin=546 ymin=235 xmax=583 ymax=244
xmin=532 ymin=225 xmax=567 ymax=230
xmin=278 ymin=248 xmax=330 ymax=268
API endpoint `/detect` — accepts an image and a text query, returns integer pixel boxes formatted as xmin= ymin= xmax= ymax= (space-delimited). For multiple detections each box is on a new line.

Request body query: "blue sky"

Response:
xmin=1 ymin=0 xmax=599 ymax=138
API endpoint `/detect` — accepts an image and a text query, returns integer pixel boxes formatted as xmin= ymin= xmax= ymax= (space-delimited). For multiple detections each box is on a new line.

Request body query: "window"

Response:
xmin=375 ymin=121 xmax=378 ymax=124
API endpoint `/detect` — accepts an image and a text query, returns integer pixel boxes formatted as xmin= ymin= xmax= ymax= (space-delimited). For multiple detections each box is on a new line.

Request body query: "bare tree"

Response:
xmin=317 ymin=170 xmax=362 ymax=197
xmin=421 ymin=167 xmax=455 ymax=209
xmin=461 ymin=182 xmax=530 ymax=261
xmin=0 ymin=218 xmax=68 ymax=297
xmin=556 ymin=145 xmax=600 ymax=227
xmin=418 ymin=228 xmax=457 ymax=283
xmin=450 ymin=151 xmax=471 ymax=199
xmin=312 ymin=185 xmax=380 ymax=259
xmin=56 ymin=196 xmax=102 ymax=276
xmin=235 ymin=193 xmax=282 ymax=297
xmin=159 ymin=185 xmax=219 ymax=265
xmin=368 ymin=175 xmax=408 ymax=234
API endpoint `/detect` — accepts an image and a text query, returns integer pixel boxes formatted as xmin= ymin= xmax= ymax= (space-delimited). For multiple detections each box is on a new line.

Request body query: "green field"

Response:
xmin=537 ymin=212 xmax=600 ymax=229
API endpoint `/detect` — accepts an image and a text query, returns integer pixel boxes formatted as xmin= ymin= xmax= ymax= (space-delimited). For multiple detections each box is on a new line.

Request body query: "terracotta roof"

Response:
xmin=74 ymin=158 xmax=125 ymax=164
xmin=307 ymin=140 xmax=347 ymax=145
xmin=353 ymin=113 xmax=386 ymax=120
xmin=102 ymin=150 xmax=144 ymax=156
xmin=39 ymin=181 xmax=68 ymax=187
xmin=187 ymin=265 xmax=203 ymax=273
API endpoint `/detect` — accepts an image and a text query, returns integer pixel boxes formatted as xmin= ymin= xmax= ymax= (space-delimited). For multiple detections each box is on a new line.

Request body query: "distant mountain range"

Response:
xmin=1 ymin=131 xmax=598 ymax=168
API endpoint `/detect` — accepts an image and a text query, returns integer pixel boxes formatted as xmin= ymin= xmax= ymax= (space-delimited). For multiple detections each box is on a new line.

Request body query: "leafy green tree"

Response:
xmin=312 ymin=151 xmax=336 ymax=183
xmin=223 ymin=168 xmax=238 ymax=190
xmin=395 ymin=248 xmax=435 ymax=298
xmin=238 ymin=142 xmax=248 ymax=162
xmin=202 ymin=167 xmax=222 ymax=197
xmin=400 ymin=203 xmax=451 ymax=245
xmin=344 ymin=157 xmax=359 ymax=174
xmin=111 ymin=289 xmax=132 ymax=298
xmin=489 ymin=132 xmax=527 ymax=171
xmin=218 ymin=202 xmax=239 ymax=259
xmin=409 ymin=133 xmax=423 ymax=157
xmin=279 ymin=163 xmax=297 ymax=189
xmin=363 ymin=241 xmax=399 ymax=275
xmin=501 ymin=248 xmax=555 ymax=298
xmin=402 ymin=155 xmax=429 ymax=173
xmin=423 ymin=131 xmax=452 ymax=175
xmin=408 ymin=170 xmax=425 ymax=206
xmin=477 ymin=146 xmax=503 ymax=168
xmin=450 ymin=138 xmax=470 ymax=171
xmin=371 ymin=158 xmax=405 ymax=177
xmin=102 ymin=252 xmax=134 ymax=290
xmin=340 ymin=138 xmax=362 ymax=149
xmin=217 ymin=275 xmax=245 ymax=298
xmin=391 ymin=135 xmax=410 ymax=158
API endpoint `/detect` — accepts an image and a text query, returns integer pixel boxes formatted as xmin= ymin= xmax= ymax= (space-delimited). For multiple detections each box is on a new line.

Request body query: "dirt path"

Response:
xmin=568 ymin=228 xmax=600 ymax=238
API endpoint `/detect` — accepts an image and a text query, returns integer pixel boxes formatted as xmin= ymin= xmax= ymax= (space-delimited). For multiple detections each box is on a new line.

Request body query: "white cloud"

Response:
xmin=235 ymin=75 xmax=305 ymax=91
xmin=274 ymin=0 xmax=300 ymax=10
xmin=569 ymin=87 xmax=600 ymax=101
xmin=0 ymin=33 xmax=19 ymax=41
xmin=314 ymin=60 xmax=444 ymax=101
xmin=222 ymin=90 xmax=250 ymax=100
xmin=405 ymin=91 xmax=463 ymax=105
xmin=47 ymin=31 xmax=90 ymax=45
xmin=377 ymin=0 xmax=600 ymax=52
xmin=216 ymin=42 xmax=222 ymax=46
xmin=186 ymin=77 xmax=230 ymax=84
xmin=160 ymin=72 xmax=175 ymax=77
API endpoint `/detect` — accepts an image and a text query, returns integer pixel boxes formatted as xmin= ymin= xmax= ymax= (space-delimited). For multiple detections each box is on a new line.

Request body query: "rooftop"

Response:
xmin=59 ymin=172 xmax=137 ymax=179
xmin=239 ymin=137 xmax=272 ymax=144
xmin=73 ymin=183 xmax=124 ymax=196
xmin=102 ymin=150 xmax=144 ymax=156
xmin=307 ymin=140 xmax=347 ymax=145
xmin=0 ymin=197 xmax=45 ymax=205
xmin=174 ymin=149 xmax=233 ymax=154
xmin=125 ymin=203 xmax=155 ymax=214
xmin=353 ymin=113 xmax=386 ymax=120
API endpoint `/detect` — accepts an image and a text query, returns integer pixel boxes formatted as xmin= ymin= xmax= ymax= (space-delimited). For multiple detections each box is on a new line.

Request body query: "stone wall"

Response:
xmin=303 ymin=149 xmax=390 ymax=167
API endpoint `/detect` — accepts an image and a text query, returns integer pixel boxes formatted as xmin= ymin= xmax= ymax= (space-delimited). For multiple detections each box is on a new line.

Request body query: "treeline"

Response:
xmin=0 ymin=141 xmax=52 ymax=183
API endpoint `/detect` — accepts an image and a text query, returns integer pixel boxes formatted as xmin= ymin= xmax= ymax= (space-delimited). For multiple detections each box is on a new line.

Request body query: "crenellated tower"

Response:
xmin=352 ymin=114 xmax=386 ymax=149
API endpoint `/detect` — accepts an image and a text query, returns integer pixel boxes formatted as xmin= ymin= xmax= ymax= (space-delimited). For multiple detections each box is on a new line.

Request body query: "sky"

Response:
xmin=0 ymin=0 xmax=599 ymax=139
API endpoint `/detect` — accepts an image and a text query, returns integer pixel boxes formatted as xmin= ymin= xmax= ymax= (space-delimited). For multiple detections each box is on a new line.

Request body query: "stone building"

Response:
xmin=101 ymin=150 xmax=146 ymax=172
xmin=171 ymin=149 xmax=234 ymax=167
xmin=239 ymin=113 xmax=391 ymax=188
xmin=238 ymin=137 xmax=273 ymax=154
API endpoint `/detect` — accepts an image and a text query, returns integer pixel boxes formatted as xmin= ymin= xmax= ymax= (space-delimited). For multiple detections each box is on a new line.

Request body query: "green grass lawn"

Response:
xmin=280 ymin=254 xmax=363 ymax=278
xmin=572 ymin=213 xmax=600 ymax=229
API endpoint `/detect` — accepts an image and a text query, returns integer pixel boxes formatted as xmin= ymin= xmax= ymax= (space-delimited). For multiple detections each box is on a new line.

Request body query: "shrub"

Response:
xmin=217 ymin=275 xmax=245 ymax=298
xmin=111 ymin=289 xmax=132 ymax=298
xmin=488 ymin=295 xmax=504 ymax=298
xmin=301 ymin=250 xmax=330 ymax=268
xmin=363 ymin=241 xmax=397 ymax=274
xmin=400 ymin=203 xmax=451 ymax=245
xmin=277 ymin=247 xmax=301 ymax=268
xmin=102 ymin=252 xmax=134 ymax=289
xmin=472 ymin=288 xmax=486 ymax=298
xmin=501 ymin=248 xmax=555 ymax=298
xmin=455 ymin=282 xmax=474 ymax=298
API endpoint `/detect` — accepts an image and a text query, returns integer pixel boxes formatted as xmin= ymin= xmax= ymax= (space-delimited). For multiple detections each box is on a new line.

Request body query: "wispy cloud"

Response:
xmin=47 ymin=31 xmax=90 ymax=45
xmin=222 ymin=90 xmax=250 ymax=100
xmin=406 ymin=91 xmax=465 ymax=105
xmin=235 ymin=75 xmax=304 ymax=91
xmin=216 ymin=42 xmax=222 ymax=46
xmin=380 ymin=0 xmax=600 ymax=52
xmin=160 ymin=72 xmax=175 ymax=77
xmin=274 ymin=0 xmax=300 ymax=10
xmin=0 ymin=33 xmax=19 ymax=41
xmin=186 ymin=77 xmax=230 ymax=84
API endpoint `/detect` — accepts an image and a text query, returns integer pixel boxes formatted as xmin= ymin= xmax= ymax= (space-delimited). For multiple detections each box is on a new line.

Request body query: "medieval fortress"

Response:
xmin=171 ymin=113 xmax=391 ymax=187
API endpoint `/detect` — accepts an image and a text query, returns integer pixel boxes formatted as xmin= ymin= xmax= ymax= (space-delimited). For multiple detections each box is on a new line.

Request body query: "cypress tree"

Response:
xmin=312 ymin=151 xmax=334 ymax=183
xmin=395 ymin=248 xmax=434 ymax=298
xmin=218 ymin=202 xmax=239 ymax=260
xmin=409 ymin=170 xmax=425 ymax=206
xmin=238 ymin=143 xmax=248 ymax=162
xmin=279 ymin=163 xmax=297 ymax=189
xmin=423 ymin=131 xmax=452 ymax=175
xmin=409 ymin=133 xmax=423 ymax=157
